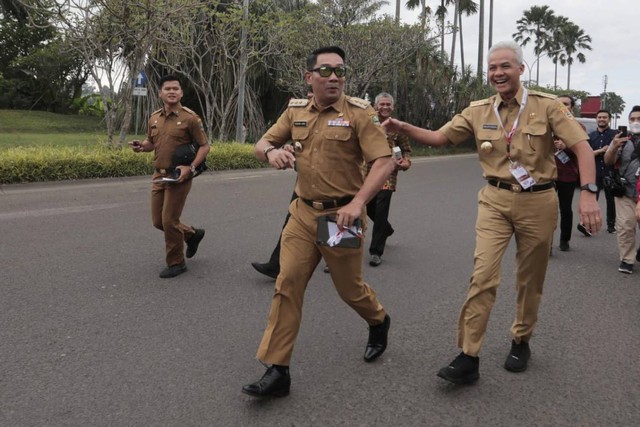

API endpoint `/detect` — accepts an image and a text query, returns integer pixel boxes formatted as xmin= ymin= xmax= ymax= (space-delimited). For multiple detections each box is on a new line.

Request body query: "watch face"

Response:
xmin=583 ymin=184 xmax=598 ymax=193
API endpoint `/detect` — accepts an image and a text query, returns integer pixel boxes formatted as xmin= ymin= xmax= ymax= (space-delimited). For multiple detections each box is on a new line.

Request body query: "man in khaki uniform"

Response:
xmin=129 ymin=75 xmax=210 ymax=279
xmin=384 ymin=41 xmax=602 ymax=384
xmin=242 ymin=46 xmax=394 ymax=398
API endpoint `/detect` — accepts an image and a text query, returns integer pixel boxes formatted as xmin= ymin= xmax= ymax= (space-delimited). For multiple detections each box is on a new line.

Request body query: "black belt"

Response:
xmin=301 ymin=196 xmax=353 ymax=210
xmin=155 ymin=167 xmax=175 ymax=174
xmin=488 ymin=179 xmax=554 ymax=193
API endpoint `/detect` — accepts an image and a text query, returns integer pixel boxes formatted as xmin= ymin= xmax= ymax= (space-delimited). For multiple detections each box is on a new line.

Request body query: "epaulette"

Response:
xmin=288 ymin=98 xmax=309 ymax=107
xmin=151 ymin=108 xmax=162 ymax=116
xmin=528 ymin=90 xmax=556 ymax=99
xmin=346 ymin=96 xmax=370 ymax=109
xmin=181 ymin=106 xmax=197 ymax=115
xmin=469 ymin=99 xmax=491 ymax=107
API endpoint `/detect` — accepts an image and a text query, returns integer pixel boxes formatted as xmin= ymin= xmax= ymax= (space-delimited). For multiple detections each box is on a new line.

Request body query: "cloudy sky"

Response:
xmin=381 ymin=0 xmax=638 ymax=125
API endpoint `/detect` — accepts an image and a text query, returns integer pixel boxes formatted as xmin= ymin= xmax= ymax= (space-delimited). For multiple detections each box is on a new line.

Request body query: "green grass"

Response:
xmin=0 ymin=109 xmax=104 ymax=133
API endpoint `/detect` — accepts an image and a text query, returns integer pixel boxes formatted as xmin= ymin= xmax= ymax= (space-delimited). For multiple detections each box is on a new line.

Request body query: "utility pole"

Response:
xmin=602 ymin=75 xmax=608 ymax=110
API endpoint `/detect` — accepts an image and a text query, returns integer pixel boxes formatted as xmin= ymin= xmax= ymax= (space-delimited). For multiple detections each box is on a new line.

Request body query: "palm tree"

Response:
xmin=557 ymin=22 xmax=592 ymax=90
xmin=434 ymin=0 xmax=455 ymax=56
xmin=455 ymin=0 xmax=478 ymax=72
xmin=547 ymin=15 xmax=569 ymax=90
xmin=405 ymin=0 xmax=430 ymax=29
xmin=477 ymin=0 xmax=484 ymax=79
xmin=512 ymin=5 xmax=556 ymax=85
xmin=449 ymin=0 xmax=459 ymax=68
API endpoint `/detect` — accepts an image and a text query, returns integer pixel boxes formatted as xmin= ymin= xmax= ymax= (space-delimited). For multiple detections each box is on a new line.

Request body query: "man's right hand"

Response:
xmin=128 ymin=140 xmax=144 ymax=152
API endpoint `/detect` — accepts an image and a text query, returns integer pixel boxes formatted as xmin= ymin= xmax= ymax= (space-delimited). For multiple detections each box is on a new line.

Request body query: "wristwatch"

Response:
xmin=263 ymin=145 xmax=276 ymax=160
xmin=190 ymin=164 xmax=196 ymax=174
xmin=580 ymin=183 xmax=598 ymax=193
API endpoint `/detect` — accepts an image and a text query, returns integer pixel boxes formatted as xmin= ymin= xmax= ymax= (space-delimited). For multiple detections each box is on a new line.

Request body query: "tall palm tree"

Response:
xmin=435 ymin=0 xmax=455 ymax=56
xmin=455 ymin=0 xmax=478 ymax=72
xmin=405 ymin=0 xmax=429 ymax=29
xmin=512 ymin=5 xmax=556 ymax=85
xmin=449 ymin=0 xmax=459 ymax=68
xmin=547 ymin=15 xmax=569 ymax=90
xmin=477 ymin=0 xmax=484 ymax=79
xmin=557 ymin=22 xmax=592 ymax=90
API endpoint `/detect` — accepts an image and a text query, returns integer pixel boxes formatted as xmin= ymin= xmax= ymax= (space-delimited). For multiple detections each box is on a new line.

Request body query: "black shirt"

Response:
xmin=588 ymin=127 xmax=617 ymax=180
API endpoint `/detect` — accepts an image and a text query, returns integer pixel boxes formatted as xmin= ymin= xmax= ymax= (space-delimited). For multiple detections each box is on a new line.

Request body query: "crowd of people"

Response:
xmin=129 ymin=39 xmax=640 ymax=396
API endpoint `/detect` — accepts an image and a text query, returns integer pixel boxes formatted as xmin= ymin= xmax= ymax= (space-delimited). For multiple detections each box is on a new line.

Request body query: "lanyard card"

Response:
xmin=317 ymin=215 xmax=362 ymax=248
xmin=509 ymin=162 xmax=536 ymax=189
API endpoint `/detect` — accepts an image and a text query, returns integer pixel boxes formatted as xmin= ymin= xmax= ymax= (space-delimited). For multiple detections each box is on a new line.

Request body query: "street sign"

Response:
xmin=133 ymin=87 xmax=148 ymax=97
xmin=136 ymin=71 xmax=147 ymax=87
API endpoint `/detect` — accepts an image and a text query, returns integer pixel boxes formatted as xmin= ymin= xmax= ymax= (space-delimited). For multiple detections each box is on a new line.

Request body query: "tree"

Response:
xmin=319 ymin=0 xmax=389 ymax=28
xmin=476 ymin=0 xmax=483 ymax=79
xmin=601 ymin=91 xmax=624 ymax=126
xmin=547 ymin=15 xmax=569 ymax=90
xmin=512 ymin=5 xmax=556 ymax=85
xmin=557 ymin=22 xmax=591 ymax=90
xmin=454 ymin=0 xmax=478 ymax=71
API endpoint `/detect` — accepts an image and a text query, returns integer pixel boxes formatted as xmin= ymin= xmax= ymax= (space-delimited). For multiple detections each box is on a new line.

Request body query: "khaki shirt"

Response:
xmin=441 ymin=86 xmax=588 ymax=183
xmin=262 ymin=94 xmax=391 ymax=200
xmin=148 ymin=105 xmax=209 ymax=169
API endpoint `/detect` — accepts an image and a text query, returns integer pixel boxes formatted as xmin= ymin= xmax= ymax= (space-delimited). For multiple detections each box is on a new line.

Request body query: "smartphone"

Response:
xmin=619 ymin=126 xmax=628 ymax=137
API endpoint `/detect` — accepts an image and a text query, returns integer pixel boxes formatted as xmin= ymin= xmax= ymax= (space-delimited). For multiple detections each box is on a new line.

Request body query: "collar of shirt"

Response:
xmin=161 ymin=104 xmax=183 ymax=116
xmin=494 ymin=85 xmax=525 ymax=109
xmin=309 ymin=93 xmax=346 ymax=114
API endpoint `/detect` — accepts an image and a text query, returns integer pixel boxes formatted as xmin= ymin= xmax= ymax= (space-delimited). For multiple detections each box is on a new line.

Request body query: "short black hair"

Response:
xmin=596 ymin=109 xmax=611 ymax=118
xmin=306 ymin=46 xmax=346 ymax=71
xmin=630 ymin=105 xmax=640 ymax=118
xmin=557 ymin=94 xmax=575 ymax=108
xmin=159 ymin=75 xmax=182 ymax=89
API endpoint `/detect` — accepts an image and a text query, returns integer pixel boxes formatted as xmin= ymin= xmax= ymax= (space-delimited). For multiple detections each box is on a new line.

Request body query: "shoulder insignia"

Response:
xmin=151 ymin=108 xmax=162 ymax=116
xmin=288 ymin=98 xmax=309 ymax=107
xmin=469 ymin=99 xmax=491 ymax=108
xmin=181 ymin=106 xmax=197 ymax=115
xmin=528 ymin=90 xmax=556 ymax=99
xmin=346 ymin=96 xmax=370 ymax=109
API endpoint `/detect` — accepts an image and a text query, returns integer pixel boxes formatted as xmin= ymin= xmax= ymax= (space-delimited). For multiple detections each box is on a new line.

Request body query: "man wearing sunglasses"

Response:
xmin=243 ymin=46 xmax=395 ymax=398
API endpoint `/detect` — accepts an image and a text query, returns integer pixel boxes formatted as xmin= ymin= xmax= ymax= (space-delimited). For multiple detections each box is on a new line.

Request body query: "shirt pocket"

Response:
xmin=521 ymin=123 xmax=548 ymax=151
xmin=324 ymin=127 xmax=352 ymax=143
xmin=291 ymin=127 xmax=310 ymax=142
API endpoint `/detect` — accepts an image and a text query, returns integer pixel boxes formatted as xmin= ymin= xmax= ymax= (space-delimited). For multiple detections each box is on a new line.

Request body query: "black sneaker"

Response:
xmin=559 ymin=240 xmax=570 ymax=252
xmin=607 ymin=226 xmax=617 ymax=234
xmin=577 ymin=223 xmax=592 ymax=237
xmin=504 ymin=340 xmax=531 ymax=372
xmin=369 ymin=254 xmax=382 ymax=267
xmin=618 ymin=261 xmax=633 ymax=274
xmin=437 ymin=352 xmax=479 ymax=384
xmin=159 ymin=263 xmax=187 ymax=278
xmin=186 ymin=228 xmax=205 ymax=258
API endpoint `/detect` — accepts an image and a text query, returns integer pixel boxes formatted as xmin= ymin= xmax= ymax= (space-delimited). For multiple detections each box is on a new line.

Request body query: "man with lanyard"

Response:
xmin=588 ymin=109 xmax=618 ymax=234
xmin=383 ymin=40 xmax=601 ymax=384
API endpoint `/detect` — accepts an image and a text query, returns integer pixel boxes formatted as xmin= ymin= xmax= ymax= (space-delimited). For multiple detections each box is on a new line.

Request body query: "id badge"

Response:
xmin=555 ymin=150 xmax=570 ymax=164
xmin=509 ymin=162 xmax=536 ymax=189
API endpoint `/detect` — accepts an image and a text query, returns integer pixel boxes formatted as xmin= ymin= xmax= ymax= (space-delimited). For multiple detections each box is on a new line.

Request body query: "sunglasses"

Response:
xmin=310 ymin=66 xmax=347 ymax=78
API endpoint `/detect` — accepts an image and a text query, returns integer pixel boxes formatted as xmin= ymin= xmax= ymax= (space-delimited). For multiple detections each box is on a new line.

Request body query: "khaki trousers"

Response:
xmin=257 ymin=199 xmax=386 ymax=366
xmin=457 ymin=185 xmax=558 ymax=357
xmin=151 ymin=173 xmax=195 ymax=266
xmin=614 ymin=195 xmax=638 ymax=264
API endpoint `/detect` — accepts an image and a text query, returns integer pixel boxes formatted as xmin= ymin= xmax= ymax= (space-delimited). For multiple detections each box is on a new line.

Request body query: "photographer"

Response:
xmin=604 ymin=105 xmax=640 ymax=274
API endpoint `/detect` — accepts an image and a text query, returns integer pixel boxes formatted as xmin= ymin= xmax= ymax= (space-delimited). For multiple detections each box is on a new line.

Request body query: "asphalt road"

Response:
xmin=1 ymin=154 xmax=639 ymax=426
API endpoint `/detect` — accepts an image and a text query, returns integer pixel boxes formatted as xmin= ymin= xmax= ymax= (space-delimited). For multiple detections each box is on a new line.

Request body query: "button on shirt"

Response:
xmin=440 ymin=86 xmax=588 ymax=183
xmin=262 ymin=94 xmax=392 ymax=200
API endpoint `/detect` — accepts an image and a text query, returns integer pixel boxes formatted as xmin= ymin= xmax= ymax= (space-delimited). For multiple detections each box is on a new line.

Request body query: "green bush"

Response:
xmin=0 ymin=142 xmax=264 ymax=184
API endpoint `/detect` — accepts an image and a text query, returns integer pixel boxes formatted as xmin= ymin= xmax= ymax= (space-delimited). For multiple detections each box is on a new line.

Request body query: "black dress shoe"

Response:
xmin=251 ymin=262 xmax=279 ymax=279
xmin=186 ymin=228 xmax=205 ymax=258
xmin=242 ymin=365 xmax=290 ymax=398
xmin=504 ymin=340 xmax=531 ymax=372
xmin=364 ymin=314 xmax=390 ymax=362
xmin=437 ymin=352 xmax=479 ymax=384
xmin=159 ymin=263 xmax=187 ymax=278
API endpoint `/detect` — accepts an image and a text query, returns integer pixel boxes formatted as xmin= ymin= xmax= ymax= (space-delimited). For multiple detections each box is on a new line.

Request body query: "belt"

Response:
xmin=487 ymin=179 xmax=554 ymax=193
xmin=155 ymin=167 xmax=175 ymax=174
xmin=301 ymin=196 xmax=353 ymax=210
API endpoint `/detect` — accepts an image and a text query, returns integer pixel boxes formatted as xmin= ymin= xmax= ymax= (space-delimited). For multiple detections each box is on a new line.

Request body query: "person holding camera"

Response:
xmin=129 ymin=74 xmax=210 ymax=279
xmin=588 ymin=109 xmax=618 ymax=234
xmin=604 ymin=106 xmax=640 ymax=274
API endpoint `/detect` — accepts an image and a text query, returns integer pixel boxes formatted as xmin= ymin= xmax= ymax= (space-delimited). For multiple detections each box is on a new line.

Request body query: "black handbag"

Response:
xmin=172 ymin=141 xmax=208 ymax=177
xmin=603 ymin=170 xmax=626 ymax=197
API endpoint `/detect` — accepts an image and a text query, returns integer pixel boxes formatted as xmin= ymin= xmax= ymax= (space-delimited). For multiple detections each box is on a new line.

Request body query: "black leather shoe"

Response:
xmin=242 ymin=366 xmax=290 ymax=398
xmin=251 ymin=262 xmax=279 ymax=279
xmin=364 ymin=314 xmax=390 ymax=362
xmin=186 ymin=228 xmax=205 ymax=258
xmin=559 ymin=240 xmax=570 ymax=252
xmin=159 ymin=263 xmax=187 ymax=278
xmin=437 ymin=352 xmax=479 ymax=384
xmin=504 ymin=340 xmax=531 ymax=372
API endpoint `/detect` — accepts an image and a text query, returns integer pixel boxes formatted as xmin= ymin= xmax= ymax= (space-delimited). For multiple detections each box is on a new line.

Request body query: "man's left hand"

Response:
xmin=335 ymin=201 xmax=365 ymax=230
xmin=176 ymin=165 xmax=191 ymax=183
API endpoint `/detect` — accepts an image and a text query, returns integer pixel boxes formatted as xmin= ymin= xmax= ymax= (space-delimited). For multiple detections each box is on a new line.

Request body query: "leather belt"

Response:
xmin=155 ymin=167 xmax=175 ymax=174
xmin=301 ymin=196 xmax=353 ymax=210
xmin=488 ymin=179 xmax=554 ymax=193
